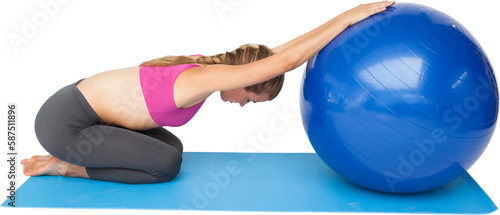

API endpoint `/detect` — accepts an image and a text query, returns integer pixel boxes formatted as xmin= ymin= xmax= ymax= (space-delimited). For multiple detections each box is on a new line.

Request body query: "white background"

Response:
xmin=0 ymin=0 xmax=498 ymax=214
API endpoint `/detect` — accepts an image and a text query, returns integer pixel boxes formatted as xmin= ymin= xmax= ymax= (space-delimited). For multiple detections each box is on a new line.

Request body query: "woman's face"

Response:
xmin=220 ymin=88 xmax=269 ymax=107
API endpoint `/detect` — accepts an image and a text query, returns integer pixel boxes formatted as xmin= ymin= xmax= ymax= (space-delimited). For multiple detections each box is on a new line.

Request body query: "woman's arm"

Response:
xmin=277 ymin=1 xmax=395 ymax=69
xmin=272 ymin=1 xmax=394 ymax=54
xmin=271 ymin=19 xmax=332 ymax=54
xmin=190 ymin=1 xmax=395 ymax=93
xmin=271 ymin=11 xmax=339 ymax=54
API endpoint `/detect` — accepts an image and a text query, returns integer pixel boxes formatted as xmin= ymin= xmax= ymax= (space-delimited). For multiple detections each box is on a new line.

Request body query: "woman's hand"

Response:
xmin=339 ymin=1 xmax=396 ymax=27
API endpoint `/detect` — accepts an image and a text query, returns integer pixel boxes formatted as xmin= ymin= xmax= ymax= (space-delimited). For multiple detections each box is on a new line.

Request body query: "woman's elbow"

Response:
xmin=273 ymin=53 xmax=297 ymax=74
xmin=275 ymin=47 xmax=305 ymax=74
xmin=284 ymin=55 xmax=303 ymax=73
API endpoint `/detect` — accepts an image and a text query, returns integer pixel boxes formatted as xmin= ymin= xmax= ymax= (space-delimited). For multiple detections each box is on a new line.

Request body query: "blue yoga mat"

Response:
xmin=2 ymin=152 xmax=497 ymax=213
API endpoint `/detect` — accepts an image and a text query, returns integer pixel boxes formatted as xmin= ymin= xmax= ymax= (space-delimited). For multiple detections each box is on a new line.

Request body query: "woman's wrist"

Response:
xmin=331 ymin=15 xmax=352 ymax=30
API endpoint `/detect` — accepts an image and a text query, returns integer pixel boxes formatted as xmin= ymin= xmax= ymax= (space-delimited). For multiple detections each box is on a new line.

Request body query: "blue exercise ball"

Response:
xmin=300 ymin=3 xmax=498 ymax=193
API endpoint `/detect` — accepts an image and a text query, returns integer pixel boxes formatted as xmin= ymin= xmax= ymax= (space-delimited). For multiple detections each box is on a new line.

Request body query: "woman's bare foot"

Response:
xmin=21 ymin=155 xmax=70 ymax=177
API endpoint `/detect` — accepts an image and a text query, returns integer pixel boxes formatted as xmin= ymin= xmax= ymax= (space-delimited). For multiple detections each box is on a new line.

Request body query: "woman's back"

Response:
xmin=76 ymin=66 xmax=158 ymax=130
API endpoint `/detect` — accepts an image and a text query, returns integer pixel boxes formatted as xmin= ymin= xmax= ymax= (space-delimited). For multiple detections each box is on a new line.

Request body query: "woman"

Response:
xmin=21 ymin=1 xmax=395 ymax=184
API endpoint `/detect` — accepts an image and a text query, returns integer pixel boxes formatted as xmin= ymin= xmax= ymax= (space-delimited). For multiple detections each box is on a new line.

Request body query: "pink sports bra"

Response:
xmin=139 ymin=63 xmax=205 ymax=127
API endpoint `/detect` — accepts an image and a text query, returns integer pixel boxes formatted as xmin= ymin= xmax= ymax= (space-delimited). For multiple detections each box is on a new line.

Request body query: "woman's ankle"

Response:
xmin=64 ymin=163 xmax=90 ymax=179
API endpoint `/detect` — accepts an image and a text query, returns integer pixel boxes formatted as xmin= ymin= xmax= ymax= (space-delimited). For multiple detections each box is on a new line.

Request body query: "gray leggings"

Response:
xmin=34 ymin=79 xmax=183 ymax=184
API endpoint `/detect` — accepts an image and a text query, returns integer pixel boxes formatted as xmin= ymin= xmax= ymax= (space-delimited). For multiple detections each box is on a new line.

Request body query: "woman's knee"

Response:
xmin=161 ymin=130 xmax=183 ymax=153
xmin=161 ymin=134 xmax=183 ymax=154
xmin=172 ymin=139 xmax=183 ymax=154
xmin=155 ymin=151 xmax=183 ymax=182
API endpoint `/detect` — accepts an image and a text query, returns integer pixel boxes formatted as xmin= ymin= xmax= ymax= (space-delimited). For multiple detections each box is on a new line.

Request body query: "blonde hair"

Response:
xmin=140 ymin=44 xmax=284 ymax=101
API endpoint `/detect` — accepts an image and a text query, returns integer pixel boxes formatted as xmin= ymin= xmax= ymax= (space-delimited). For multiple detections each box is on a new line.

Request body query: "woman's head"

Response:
xmin=140 ymin=43 xmax=285 ymax=105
